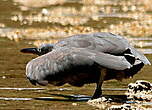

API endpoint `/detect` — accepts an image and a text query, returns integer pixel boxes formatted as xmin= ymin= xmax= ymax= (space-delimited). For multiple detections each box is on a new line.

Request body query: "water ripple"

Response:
xmin=0 ymin=97 xmax=32 ymax=101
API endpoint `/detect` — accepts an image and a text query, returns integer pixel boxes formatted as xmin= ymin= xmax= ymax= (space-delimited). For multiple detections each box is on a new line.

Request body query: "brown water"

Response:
xmin=0 ymin=0 xmax=152 ymax=109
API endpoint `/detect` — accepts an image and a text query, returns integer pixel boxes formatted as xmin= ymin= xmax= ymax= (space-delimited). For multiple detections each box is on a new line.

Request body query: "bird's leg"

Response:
xmin=91 ymin=68 xmax=106 ymax=99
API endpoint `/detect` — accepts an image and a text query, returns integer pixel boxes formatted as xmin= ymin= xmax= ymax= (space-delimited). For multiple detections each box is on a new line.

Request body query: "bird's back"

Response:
xmin=54 ymin=32 xmax=150 ymax=65
xmin=55 ymin=32 xmax=127 ymax=53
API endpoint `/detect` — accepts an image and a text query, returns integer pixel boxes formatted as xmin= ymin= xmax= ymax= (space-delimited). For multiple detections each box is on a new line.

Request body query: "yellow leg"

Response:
xmin=92 ymin=68 xmax=106 ymax=99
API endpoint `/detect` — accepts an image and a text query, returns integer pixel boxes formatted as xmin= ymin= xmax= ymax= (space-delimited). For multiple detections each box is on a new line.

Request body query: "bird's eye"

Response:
xmin=37 ymin=48 xmax=41 ymax=52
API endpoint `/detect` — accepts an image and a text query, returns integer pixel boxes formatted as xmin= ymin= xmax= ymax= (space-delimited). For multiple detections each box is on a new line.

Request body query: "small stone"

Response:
xmin=72 ymin=103 xmax=78 ymax=106
xmin=2 ymin=76 xmax=6 ymax=79
xmin=42 ymin=8 xmax=48 ymax=15
xmin=126 ymin=80 xmax=152 ymax=101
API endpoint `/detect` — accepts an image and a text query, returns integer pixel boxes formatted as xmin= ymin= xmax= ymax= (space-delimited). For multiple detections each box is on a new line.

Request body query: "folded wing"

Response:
xmin=26 ymin=47 xmax=132 ymax=83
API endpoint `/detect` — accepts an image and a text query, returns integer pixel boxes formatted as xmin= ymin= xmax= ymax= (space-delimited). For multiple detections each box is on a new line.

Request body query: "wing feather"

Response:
xmin=26 ymin=47 xmax=132 ymax=82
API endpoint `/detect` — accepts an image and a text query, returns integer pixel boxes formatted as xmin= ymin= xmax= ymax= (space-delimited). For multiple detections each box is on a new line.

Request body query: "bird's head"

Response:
xmin=20 ymin=44 xmax=54 ymax=56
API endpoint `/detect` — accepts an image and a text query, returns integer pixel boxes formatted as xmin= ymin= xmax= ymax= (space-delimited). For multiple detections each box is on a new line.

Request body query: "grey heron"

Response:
xmin=21 ymin=32 xmax=151 ymax=99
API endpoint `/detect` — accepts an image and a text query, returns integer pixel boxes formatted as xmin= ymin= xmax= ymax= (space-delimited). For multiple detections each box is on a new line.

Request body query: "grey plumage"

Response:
xmin=21 ymin=32 xmax=151 ymax=99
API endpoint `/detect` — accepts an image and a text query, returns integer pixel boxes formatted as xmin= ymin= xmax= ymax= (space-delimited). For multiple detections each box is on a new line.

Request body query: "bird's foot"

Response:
xmin=91 ymin=90 xmax=102 ymax=99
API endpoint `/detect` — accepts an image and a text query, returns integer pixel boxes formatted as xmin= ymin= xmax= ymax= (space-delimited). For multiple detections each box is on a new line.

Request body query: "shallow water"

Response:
xmin=0 ymin=0 xmax=152 ymax=109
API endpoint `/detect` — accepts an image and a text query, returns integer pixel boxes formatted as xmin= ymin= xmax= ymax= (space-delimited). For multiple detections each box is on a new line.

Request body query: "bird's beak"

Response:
xmin=20 ymin=48 xmax=39 ymax=55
